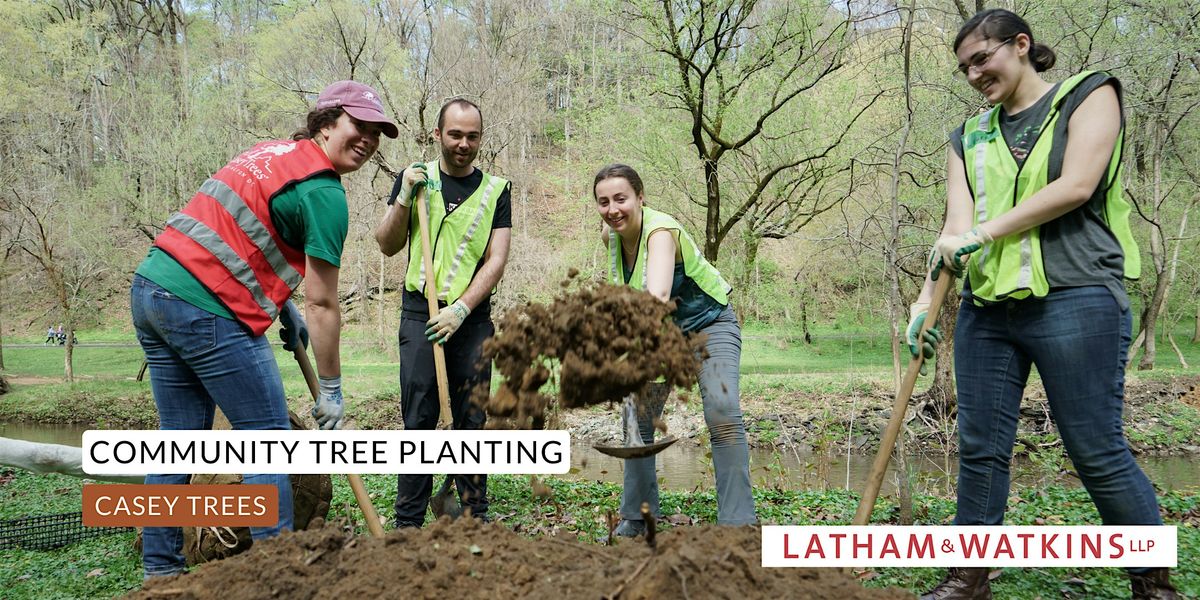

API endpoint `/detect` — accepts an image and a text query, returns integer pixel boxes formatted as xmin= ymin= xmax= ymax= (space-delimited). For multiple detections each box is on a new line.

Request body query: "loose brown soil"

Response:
xmin=130 ymin=517 xmax=913 ymax=600
xmin=480 ymin=274 xmax=705 ymax=429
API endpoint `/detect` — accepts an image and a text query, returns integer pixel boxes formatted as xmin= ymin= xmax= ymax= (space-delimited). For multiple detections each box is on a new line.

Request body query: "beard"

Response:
xmin=441 ymin=142 xmax=478 ymax=169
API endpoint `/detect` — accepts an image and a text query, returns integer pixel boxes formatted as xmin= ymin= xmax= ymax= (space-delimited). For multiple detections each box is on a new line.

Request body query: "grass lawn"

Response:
xmin=0 ymin=469 xmax=1196 ymax=599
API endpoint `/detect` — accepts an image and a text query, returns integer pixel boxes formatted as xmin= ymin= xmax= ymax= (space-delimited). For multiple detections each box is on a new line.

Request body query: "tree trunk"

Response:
xmin=930 ymin=291 xmax=960 ymax=417
xmin=1138 ymin=269 xmax=1167 ymax=370
xmin=886 ymin=0 xmax=916 ymax=391
xmin=64 ymin=323 xmax=75 ymax=381
xmin=1193 ymin=301 xmax=1199 ymax=344
xmin=0 ymin=437 xmax=143 ymax=484
xmin=703 ymin=157 xmax=722 ymax=261
xmin=1137 ymin=127 xmax=1167 ymax=370
xmin=377 ymin=253 xmax=387 ymax=350
xmin=739 ymin=232 xmax=761 ymax=320
xmin=0 ymin=290 xmax=5 ymax=371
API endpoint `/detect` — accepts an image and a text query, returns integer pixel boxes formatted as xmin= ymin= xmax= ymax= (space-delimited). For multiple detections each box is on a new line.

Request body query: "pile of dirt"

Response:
xmin=131 ymin=517 xmax=913 ymax=600
xmin=479 ymin=272 xmax=705 ymax=429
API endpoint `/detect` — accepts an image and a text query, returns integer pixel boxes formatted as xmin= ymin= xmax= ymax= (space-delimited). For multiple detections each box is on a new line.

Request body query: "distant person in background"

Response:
xmin=592 ymin=163 xmax=756 ymax=536
xmin=44 ymin=326 xmax=55 ymax=344
xmin=131 ymin=80 xmax=397 ymax=579
xmin=909 ymin=9 xmax=1176 ymax=599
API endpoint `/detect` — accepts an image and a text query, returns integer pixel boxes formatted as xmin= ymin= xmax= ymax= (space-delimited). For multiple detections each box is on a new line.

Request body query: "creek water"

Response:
xmin=2 ymin=421 xmax=1196 ymax=495
xmin=568 ymin=440 xmax=1200 ymax=496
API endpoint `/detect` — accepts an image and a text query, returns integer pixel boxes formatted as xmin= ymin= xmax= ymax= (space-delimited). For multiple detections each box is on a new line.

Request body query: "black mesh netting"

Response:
xmin=0 ymin=512 xmax=131 ymax=551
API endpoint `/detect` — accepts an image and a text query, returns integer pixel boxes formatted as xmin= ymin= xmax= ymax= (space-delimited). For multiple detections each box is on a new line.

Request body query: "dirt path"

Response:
xmin=130 ymin=517 xmax=913 ymax=600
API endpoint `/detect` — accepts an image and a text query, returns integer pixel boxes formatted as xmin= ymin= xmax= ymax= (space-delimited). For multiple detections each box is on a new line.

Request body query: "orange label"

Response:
xmin=82 ymin=484 xmax=278 ymax=527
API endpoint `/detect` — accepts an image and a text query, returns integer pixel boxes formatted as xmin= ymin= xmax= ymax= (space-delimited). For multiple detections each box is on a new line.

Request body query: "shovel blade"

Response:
xmin=593 ymin=435 xmax=678 ymax=459
xmin=430 ymin=476 xmax=463 ymax=520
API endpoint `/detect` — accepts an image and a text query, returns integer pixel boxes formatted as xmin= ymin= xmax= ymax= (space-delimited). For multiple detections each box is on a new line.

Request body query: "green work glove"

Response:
xmin=905 ymin=302 xmax=943 ymax=376
xmin=425 ymin=299 xmax=470 ymax=345
xmin=395 ymin=162 xmax=428 ymax=208
xmin=928 ymin=226 xmax=993 ymax=280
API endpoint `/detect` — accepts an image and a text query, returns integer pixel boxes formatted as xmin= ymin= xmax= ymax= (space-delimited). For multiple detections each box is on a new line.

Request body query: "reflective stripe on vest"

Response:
xmin=404 ymin=167 xmax=506 ymax=304
xmin=608 ymin=206 xmax=731 ymax=305
xmin=195 ymin=177 xmax=304 ymax=292
xmin=154 ymin=139 xmax=334 ymax=335
xmin=961 ymin=71 xmax=1138 ymax=303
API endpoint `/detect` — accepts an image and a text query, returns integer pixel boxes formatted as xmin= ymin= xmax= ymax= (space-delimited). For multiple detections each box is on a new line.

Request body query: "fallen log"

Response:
xmin=0 ymin=436 xmax=142 ymax=484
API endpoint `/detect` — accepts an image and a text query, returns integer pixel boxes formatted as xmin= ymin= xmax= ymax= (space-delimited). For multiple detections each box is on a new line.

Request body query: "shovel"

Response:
xmin=412 ymin=184 xmax=463 ymax=518
xmin=852 ymin=272 xmax=954 ymax=525
xmin=593 ymin=392 xmax=679 ymax=459
xmin=292 ymin=345 xmax=385 ymax=537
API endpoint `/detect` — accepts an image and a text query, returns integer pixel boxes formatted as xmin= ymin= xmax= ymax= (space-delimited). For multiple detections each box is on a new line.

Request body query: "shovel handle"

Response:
xmin=293 ymin=345 xmax=386 ymax=538
xmin=852 ymin=273 xmax=954 ymax=526
xmin=413 ymin=185 xmax=454 ymax=430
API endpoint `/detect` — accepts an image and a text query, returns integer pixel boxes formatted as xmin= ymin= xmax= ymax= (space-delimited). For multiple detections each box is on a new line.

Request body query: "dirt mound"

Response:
xmin=130 ymin=517 xmax=913 ymax=600
xmin=480 ymin=273 xmax=705 ymax=429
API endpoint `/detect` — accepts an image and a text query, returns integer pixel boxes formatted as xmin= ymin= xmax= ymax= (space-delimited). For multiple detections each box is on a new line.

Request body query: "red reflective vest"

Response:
xmin=154 ymin=139 xmax=336 ymax=335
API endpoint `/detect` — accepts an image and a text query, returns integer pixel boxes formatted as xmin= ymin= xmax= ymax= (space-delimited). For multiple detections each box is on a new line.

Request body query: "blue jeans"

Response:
xmin=620 ymin=305 xmax=757 ymax=525
xmin=953 ymin=286 xmax=1161 ymax=534
xmin=131 ymin=275 xmax=294 ymax=578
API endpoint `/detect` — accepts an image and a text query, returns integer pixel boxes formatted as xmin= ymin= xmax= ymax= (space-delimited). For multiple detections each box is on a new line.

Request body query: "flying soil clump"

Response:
xmin=478 ymin=270 xmax=705 ymax=429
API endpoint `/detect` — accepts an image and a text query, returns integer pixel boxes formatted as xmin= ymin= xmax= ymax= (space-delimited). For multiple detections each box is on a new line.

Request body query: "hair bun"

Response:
xmin=1030 ymin=42 xmax=1057 ymax=72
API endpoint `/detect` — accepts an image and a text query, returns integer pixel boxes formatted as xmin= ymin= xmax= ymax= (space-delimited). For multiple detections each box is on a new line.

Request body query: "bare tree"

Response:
xmin=627 ymin=0 xmax=879 ymax=261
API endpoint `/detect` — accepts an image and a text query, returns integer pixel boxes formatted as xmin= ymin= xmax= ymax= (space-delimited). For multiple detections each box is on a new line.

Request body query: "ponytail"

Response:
xmin=291 ymin=107 xmax=344 ymax=141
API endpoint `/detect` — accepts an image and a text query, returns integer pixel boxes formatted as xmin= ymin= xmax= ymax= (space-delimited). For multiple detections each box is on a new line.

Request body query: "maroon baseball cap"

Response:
xmin=315 ymin=80 xmax=399 ymax=139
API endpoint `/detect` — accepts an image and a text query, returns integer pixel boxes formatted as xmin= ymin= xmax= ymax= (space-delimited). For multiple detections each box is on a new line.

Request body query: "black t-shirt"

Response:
xmin=950 ymin=74 xmax=1130 ymax=309
xmin=388 ymin=165 xmax=512 ymax=318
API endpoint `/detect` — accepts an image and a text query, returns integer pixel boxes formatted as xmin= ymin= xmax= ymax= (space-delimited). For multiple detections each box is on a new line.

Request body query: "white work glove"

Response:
xmin=394 ymin=162 xmax=428 ymax=208
xmin=425 ymin=299 xmax=470 ymax=345
xmin=929 ymin=226 xmax=993 ymax=280
xmin=312 ymin=375 xmax=345 ymax=430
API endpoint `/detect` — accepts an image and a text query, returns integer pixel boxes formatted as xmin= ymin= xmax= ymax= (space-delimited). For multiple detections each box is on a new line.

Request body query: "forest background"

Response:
xmin=0 ymin=0 xmax=1198 ymax=407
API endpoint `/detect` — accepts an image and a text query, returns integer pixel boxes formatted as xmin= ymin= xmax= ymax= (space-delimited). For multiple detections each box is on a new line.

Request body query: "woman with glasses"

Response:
xmin=908 ymin=9 xmax=1177 ymax=599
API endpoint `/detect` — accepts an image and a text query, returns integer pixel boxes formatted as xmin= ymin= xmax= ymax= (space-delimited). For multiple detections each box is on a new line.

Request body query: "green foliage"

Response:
xmin=1 ymin=469 xmax=1196 ymax=599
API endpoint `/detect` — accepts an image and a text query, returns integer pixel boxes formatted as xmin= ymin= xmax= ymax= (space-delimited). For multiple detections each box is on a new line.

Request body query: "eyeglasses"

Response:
xmin=955 ymin=38 xmax=1013 ymax=77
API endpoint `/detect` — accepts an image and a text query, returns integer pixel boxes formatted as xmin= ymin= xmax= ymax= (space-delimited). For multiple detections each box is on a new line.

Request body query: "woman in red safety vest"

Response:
xmin=131 ymin=81 xmax=397 ymax=580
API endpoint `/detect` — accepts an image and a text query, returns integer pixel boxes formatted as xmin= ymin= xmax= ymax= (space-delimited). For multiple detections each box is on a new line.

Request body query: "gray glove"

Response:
xmin=312 ymin=375 xmax=345 ymax=430
xmin=278 ymin=300 xmax=308 ymax=352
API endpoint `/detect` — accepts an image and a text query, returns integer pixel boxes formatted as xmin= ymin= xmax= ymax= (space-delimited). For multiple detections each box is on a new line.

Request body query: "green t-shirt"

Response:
xmin=136 ymin=174 xmax=348 ymax=318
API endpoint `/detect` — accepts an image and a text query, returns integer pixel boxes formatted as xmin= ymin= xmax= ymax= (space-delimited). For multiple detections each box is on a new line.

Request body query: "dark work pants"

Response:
xmin=394 ymin=311 xmax=492 ymax=527
xmin=954 ymin=286 xmax=1162 ymax=573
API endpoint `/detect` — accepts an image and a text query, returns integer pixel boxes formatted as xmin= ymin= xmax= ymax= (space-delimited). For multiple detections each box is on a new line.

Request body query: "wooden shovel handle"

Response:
xmin=413 ymin=185 xmax=454 ymax=430
xmin=852 ymin=273 xmax=954 ymax=526
xmin=294 ymin=345 xmax=385 ymax=538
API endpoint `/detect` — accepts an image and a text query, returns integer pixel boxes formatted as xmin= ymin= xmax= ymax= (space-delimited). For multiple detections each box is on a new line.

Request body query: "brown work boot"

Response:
xmin=1130 ymin=568 xmax=1179 ymax=600
xmin=919 ymin=567 xmax=992 ymax=600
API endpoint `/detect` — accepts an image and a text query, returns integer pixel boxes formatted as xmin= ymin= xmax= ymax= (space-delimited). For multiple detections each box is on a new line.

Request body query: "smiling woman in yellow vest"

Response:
xmin=131 ymin=81 xmax=398 ymax=580
xmin=593 ymin=163 xmax=757 ymax=536
xmin=908 ymin=10 xmax=1177 ymax=600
